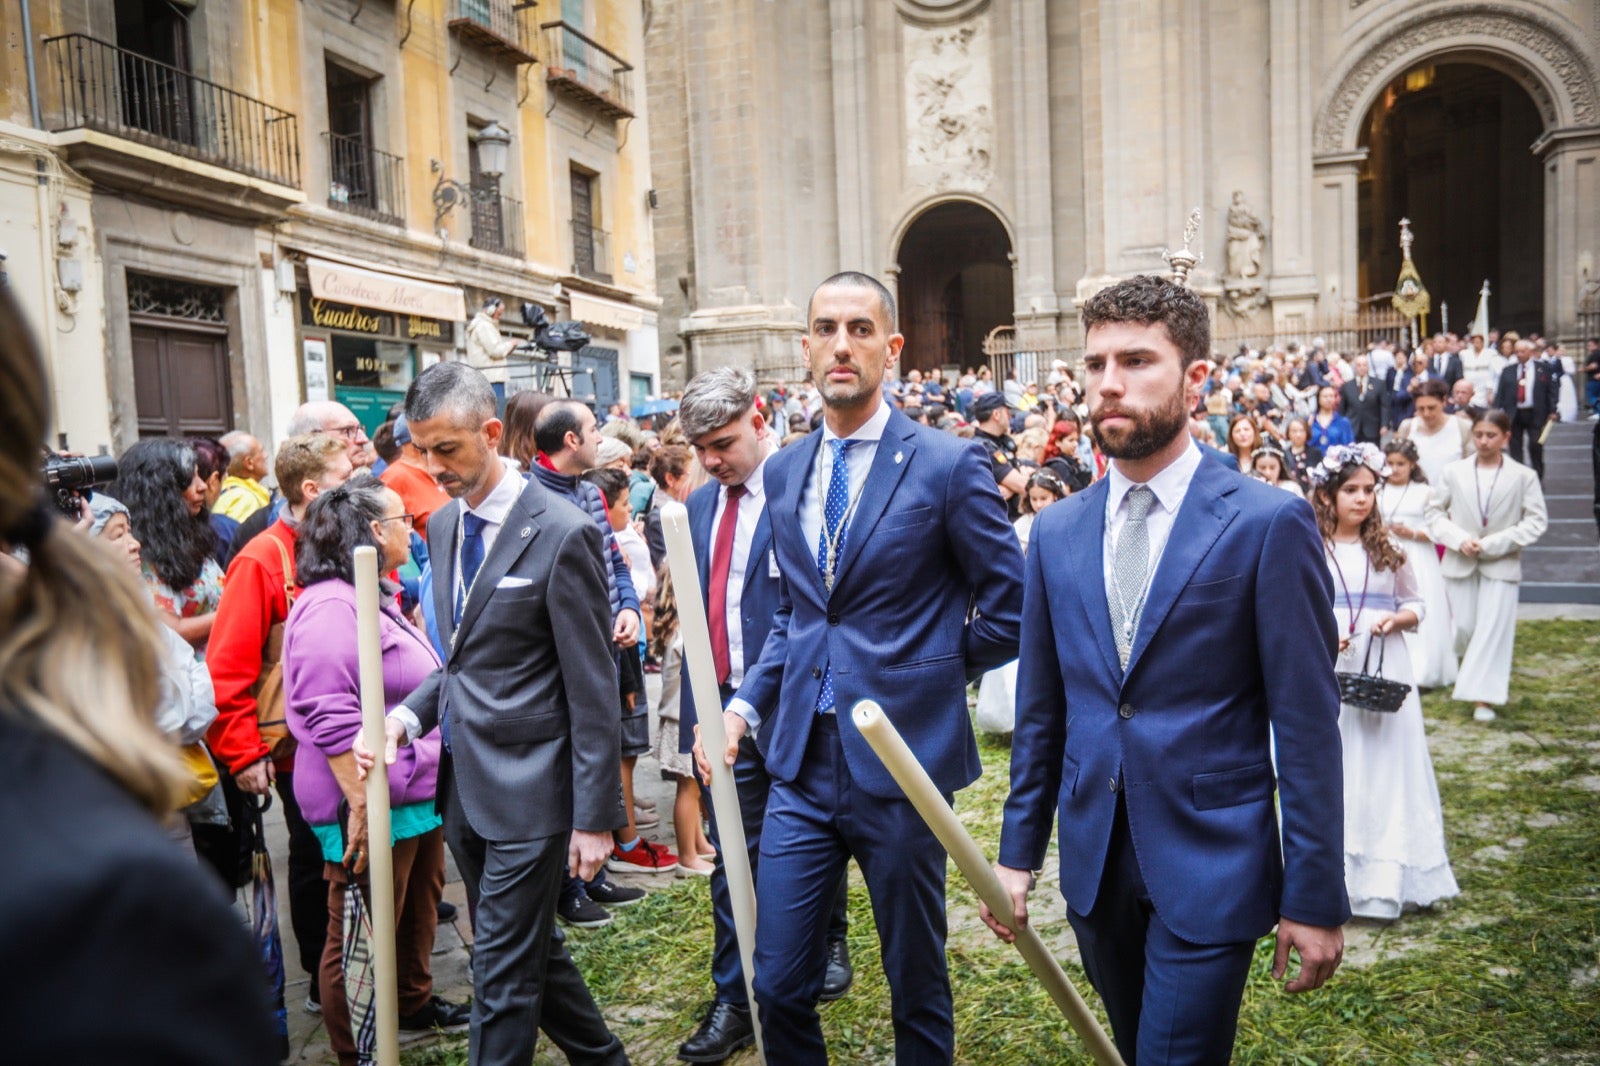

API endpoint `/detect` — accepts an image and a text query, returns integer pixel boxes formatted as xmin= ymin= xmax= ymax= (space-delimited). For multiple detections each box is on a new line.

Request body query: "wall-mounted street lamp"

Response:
xmin=431 ymin=120 xmax=513 ymax=230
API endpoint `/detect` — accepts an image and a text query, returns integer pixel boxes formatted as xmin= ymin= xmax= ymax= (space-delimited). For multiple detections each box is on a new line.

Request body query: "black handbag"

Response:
xmin=1337 ymin=634 xmax=1410 ymax=714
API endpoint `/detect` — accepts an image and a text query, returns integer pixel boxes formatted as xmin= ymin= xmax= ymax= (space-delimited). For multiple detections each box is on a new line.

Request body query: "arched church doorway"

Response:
xmin=1358 ymin=62 xmax=1545 ymax=333
xmin=895 ymin=202 xmax=1013 ymax=376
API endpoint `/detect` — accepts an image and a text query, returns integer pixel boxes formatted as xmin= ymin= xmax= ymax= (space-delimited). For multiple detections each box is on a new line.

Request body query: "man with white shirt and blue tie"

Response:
xmin=700 ymin=272 xmax=1024 ymax=1065
xmin=986 ymin=275 xmax=1347 ymax=1065
xmin=359 ymin=362 xmax=630 ymax=1066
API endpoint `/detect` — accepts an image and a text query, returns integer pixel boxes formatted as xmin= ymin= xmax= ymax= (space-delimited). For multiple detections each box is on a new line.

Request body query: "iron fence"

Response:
xmin=541 ymin=21 xmax=634 ymax=117
xmin=43 ymin=33 xmax=300 ymax=188
xmin=323 ymin=132 xmax=405 ymax=226
xmin=571 ymin=220 xmax=611 ymax=283
xmin=470 ymin=185 xmax=524 ymax=258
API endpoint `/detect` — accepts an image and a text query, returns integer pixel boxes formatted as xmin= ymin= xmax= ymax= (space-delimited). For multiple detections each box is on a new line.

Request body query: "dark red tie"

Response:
xmin=1518 ymin=365 xmax=1527 ymax=405
xmin=707 ymin=484 xmax=746 ymax=685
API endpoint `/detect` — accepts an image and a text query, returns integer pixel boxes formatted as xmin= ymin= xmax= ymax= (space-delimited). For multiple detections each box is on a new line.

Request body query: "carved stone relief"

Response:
xmin=1315 ymin=5 xmax=1599 ymax=155
xmin=904 ymin=15 xmax=994 ymax=193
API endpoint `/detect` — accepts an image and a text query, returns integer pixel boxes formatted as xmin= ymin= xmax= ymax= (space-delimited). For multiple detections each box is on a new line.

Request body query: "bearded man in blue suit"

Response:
xmin=702 ymin=272 xmax=1024 ymax=1064
xmin=984 ymin=275 xmax=1349 ymax=1065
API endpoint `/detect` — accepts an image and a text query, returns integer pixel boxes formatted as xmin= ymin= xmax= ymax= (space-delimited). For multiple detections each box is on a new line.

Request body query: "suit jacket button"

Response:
xmin=1119 ymin=703 xmax=1135 ymax=719
xmin=812 ymin=666 xmax=822 ymax=679
xmin=828 ymin=612 xmax=840 ymax=626
xmin=1108 ymin=776 xmax=1119 ymax=793
xmin=449 ymin=663 xmax=461 ymax=675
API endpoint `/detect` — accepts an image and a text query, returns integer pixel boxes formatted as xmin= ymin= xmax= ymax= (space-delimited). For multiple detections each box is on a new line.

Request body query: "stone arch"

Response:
xmin=890 ymin=198 xmax=1015 ymax=374
xmin=887 ymin=192 xmax=1018 ymax=271
xmin=1313 ymin=3 xmax=1600 ymax=155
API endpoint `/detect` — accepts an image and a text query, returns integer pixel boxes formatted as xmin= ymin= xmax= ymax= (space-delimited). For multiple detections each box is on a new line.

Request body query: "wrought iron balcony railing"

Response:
xmin=541 ymin=21 xmax=634 ymax=119
xmin=471 ymin=184 xmax=524 ymax=258
xmin=449 ymin=0 xmax=537 ymax=65
xmin=571 ymin=220 xmax=612 ymax=283
xmin=323 ymin=132 xmax=405 ymax=226
xmin=43 ymin=33 xmax=301 ymax=188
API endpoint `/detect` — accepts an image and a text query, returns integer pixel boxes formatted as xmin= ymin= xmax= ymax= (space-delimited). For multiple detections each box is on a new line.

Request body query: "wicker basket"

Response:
xmin=1337 ymin=634 xmax=1410 ymax=714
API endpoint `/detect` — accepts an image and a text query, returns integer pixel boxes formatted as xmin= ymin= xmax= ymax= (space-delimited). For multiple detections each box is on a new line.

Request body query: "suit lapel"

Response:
xmin=1063 ymin=481 xmax=1121 ymax=680
xmin=743 ymin=507 xmax=773 ymax=596
xmin=774 ymin=431 xmax=826 ymax=597
xmin=432 ymin=500 xmax=461 ymax=650
xmin=832 ymin=410 xmax=915 ymax=591
xmin=1123 ymin=461 xmax=1240 ymax=678
xmin=454 ymin=477 xmax=545 ymax=641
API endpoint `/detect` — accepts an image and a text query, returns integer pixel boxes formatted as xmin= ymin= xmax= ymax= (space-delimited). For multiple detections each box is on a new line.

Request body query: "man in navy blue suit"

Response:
xmin=985 ymin=275 xmax=1348 ymax=1065
xmin=673 ymin=366 xmax=852 ymax=1063
xmin=701 ymin=272 xmax=1024 ymax=1065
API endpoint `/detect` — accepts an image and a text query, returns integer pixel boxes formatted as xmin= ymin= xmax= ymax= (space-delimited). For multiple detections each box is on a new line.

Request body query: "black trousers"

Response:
xmin=274 ymin=772 xmax=329 ymax=983
xmin=1509 ymin=407 xmax=1546 ymax=479
xmin=442 ymin=765 xmax=627 ymax=1066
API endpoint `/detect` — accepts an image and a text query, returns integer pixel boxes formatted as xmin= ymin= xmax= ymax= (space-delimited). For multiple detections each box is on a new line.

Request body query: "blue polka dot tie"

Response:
xmin=443 ymin=511 xmax=488 ymax=752
xmin=814 ymin=439 xmax=854 ymax=713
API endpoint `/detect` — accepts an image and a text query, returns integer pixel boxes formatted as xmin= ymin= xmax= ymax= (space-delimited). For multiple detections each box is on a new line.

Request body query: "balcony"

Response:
xmin=570 ymin=220 xmax=612 ymax=284
xmin=449 ymin=0 xmax=537 ymax=66
xmin=323 ymin=132 xmax=405 ymax=227
xmin=42 ymin=34 xmax=301 ymax=218
xmin=470 ymin=184 xmax=524 ymax=258
xmin=541 ymin=21 xmax=634 ymax=119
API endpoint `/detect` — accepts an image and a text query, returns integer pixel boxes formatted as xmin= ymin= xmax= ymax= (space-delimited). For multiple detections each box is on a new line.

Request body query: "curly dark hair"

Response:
xmin=295 ymin=474 xmax=388 ymax=588
xmin=1079 ymin=274 xmax=1211 ymax=367
xmin=110 ymin=438 xmax=215 ymax=591
xmin=1311 ymin=464 xmax=1406 ymax=573
xmin=649 ymin=564 xmax=679 ymax=661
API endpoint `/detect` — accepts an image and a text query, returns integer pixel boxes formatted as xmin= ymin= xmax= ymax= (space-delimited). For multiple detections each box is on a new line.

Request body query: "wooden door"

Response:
xmin=131 ymin=322 xmax=233 ymax=439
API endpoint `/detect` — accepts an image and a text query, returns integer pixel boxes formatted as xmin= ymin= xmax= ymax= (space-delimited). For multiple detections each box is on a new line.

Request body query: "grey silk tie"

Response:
xmin=1110 ymin=485 xmax=1155 ymax=669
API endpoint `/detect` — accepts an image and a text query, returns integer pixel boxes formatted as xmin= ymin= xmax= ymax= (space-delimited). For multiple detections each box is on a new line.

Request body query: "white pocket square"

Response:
xmin=496 ymin=576 xmax=533 ymax=589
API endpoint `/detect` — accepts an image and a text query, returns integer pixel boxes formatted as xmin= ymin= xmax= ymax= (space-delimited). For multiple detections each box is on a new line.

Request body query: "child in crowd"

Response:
xmin=649 ymin=568 xmax=715 ymax=875
xmin=1379 ymin=440 xmax=1456 ymax=690
xmin=1424 ymin=411 xmax=1549 ymax=722
xmin=584 ymin=467 xmax=677 ymax=871
xmin=1309 ymin=443 xmax=1458 ymax=921
xmin=1249 ymin=445 xmax=1305 ymax=498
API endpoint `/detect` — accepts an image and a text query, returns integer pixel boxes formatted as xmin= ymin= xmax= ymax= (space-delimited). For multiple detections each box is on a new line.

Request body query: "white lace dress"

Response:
xmin=1326 ymin=539 xmax=1460 ymax=920
xmin=1377 ymin=483 xmax=1457 ymax=689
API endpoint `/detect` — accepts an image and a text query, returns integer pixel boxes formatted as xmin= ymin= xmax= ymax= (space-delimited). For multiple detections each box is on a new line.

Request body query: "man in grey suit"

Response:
xmin=359 ymin=362 xmax=629 ymax=1066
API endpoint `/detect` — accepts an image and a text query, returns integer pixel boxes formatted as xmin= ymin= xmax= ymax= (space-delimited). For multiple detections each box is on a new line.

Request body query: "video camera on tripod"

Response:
xmin=512 ymin=303 xmax=594 ymax=398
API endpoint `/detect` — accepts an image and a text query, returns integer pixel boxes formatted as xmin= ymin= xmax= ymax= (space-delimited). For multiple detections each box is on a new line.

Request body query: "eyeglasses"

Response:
xmin=375 ymin=513 xmax=415 ymax=526
xmin=327 ymin=423 xmax=367 ymax=441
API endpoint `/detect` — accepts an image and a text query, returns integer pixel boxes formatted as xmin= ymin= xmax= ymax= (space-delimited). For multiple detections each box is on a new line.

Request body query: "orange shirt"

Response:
xmin=380 ymin=459 xmax=450 ymax=535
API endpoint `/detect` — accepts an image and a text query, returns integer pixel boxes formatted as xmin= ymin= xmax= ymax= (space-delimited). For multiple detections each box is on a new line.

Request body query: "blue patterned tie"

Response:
xmin=443 ymin=511 xmax=488 ymax=752
xmin=814 ymin=439 xmax=854 ymax=713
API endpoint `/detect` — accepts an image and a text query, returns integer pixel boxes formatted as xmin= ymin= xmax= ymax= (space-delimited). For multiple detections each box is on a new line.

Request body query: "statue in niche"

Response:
xmin=1223 ymin=191 xmax=1268 ymax=317
xmin=1225 ymin=191 xmax=1265 ymax=280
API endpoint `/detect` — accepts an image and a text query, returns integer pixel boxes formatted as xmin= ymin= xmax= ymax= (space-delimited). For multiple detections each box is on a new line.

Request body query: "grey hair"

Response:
xmin=679 ymin=366 xmax=758 ymax=440
xmin=219 ymin=430 xmax=254 ymax=462
xmin=405 ymin=361 xmax=497 ymax=426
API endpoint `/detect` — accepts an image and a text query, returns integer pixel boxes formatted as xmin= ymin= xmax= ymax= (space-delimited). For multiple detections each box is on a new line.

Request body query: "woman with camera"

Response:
xmin=282 ymin=476 xmax=466 ymax=1058
xmin=0 ymin=288 xmax=276 ymax=1063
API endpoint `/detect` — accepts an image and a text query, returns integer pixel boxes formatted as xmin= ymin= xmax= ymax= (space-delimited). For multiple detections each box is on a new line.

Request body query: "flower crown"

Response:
xmin=1307 ymin=442 xmax=1390 ymax=488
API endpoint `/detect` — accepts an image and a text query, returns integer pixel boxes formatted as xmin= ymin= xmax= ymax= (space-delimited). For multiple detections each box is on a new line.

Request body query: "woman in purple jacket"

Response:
xmin=283 ymin=476 xmax=467 ymax=1061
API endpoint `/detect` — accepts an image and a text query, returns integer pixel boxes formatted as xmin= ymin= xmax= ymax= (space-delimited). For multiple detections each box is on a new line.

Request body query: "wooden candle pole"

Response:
xmin=851 ymin=700 xmax=1125 ymax=1066
xmin=660 ymin=502 xmax=766 ymax=1062
xmin=354 ymin=545 xmax=400 ymax=1066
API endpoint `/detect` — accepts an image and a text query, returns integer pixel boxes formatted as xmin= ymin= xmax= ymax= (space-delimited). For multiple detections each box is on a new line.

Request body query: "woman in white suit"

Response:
xmin=1425 ymin=410 xmax=1548 ymax=722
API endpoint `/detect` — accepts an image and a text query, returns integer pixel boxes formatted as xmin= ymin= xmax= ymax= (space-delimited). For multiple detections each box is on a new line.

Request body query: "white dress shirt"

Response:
xmin=393 ymin=462 xmax=524 ymax=741
xmin=710 ymin=455 xmax=769 ymax=687
xmin=728 ymin=399 xmax=891 ymax=730
xmin=1102 ymin=441 xmax=1204 ymax=610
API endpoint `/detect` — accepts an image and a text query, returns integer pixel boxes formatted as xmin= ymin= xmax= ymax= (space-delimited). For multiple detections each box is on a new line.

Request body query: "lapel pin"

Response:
xmin=520 ymin=526 xmax=531 ymax=538
xmin=894 ymin=450 xmax=904 ymax=465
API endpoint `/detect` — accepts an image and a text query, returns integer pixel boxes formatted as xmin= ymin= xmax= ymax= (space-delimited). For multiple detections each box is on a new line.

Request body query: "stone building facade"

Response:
xmin=645 ymin=0 xmax=1600 ymax=387
xmin=3 ymin=0 xmax=660 ymax=455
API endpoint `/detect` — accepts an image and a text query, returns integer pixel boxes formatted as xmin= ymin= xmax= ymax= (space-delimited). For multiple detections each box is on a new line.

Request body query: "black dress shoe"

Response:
xmin=819 ymin=937 xmax=853 ymax=1002
xmin=677 ymin=1001 xmax=754 ymax=1063
xmin=436 ymin=899 xmax=458 ymax=923
xmin=399 ymin=995 xmax=472 ymax=1032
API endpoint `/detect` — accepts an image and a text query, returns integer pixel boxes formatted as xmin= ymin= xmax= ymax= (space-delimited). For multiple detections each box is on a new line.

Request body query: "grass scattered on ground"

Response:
xmin=405 ymin=620 xmax=1600 ymax=1065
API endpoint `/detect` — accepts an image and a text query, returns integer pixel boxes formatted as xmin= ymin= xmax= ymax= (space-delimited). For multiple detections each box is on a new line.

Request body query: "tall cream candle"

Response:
xmin=354 ymin=545 xmax=401 ymax=1066
xmin=851 ymin=700 xmax=1124 ymax=1066
xmin=661 ymin=501 xmax=766 ymax=1062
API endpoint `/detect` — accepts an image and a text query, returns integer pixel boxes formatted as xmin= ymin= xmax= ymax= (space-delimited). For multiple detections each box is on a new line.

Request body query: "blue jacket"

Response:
xmin=733 ymin=406 xmax=1024 ymax=798
xmin=999 ymin=457 xmax=1349 ymax=945
xmin=677 ymin=473 xmax=781 ymax=753
xmin=529 ymin=464 xmax=640 ymax=621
